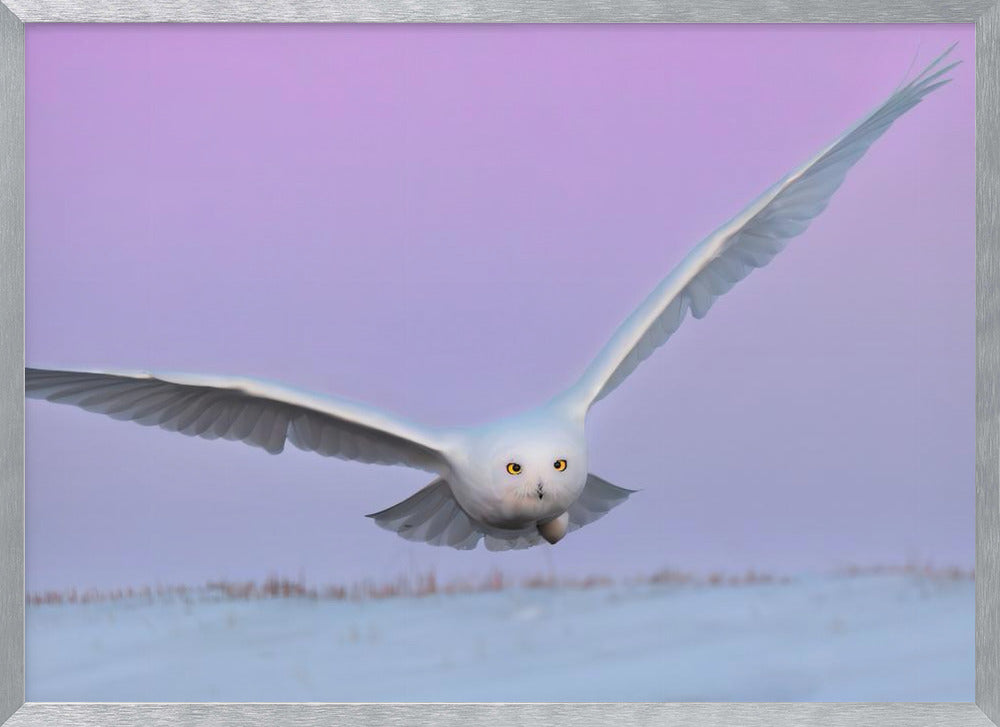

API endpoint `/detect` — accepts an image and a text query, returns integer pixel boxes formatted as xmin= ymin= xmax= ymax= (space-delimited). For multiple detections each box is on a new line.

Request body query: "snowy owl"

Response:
xmin=26 ymin=47 xmax=958 ymax=551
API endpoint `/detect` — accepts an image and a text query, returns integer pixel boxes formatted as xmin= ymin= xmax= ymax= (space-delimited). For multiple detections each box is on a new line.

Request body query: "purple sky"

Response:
xmin=25 ymin=24 xmax=975 ymax=592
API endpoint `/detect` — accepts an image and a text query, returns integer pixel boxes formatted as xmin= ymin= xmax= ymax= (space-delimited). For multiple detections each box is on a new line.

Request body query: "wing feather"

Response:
xmin=26 ymin=367 xmax=446 ymax=471
xmin=566 ymin=473 xmax=636 ymax=531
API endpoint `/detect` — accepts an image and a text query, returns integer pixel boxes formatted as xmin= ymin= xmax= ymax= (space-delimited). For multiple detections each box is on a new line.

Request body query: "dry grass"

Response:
xmin=835 ymin=562 xmax=974 ymax=581
xmin=26 ymin=562 xmax=972 ymax=607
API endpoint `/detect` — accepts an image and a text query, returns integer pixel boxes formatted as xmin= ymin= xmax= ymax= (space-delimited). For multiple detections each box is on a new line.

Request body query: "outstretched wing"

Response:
xmin=26 ymin=367 xmax=447 ymax=472
xmin=561 ymin=45 xmax=959 ymax=412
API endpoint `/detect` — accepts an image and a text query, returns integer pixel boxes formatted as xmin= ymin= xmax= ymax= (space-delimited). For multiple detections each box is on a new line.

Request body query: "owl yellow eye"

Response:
xmin=553 ymin=459 xmax=567 ymax=472
xmin=506 ymin=462 xmax=522 ymax=475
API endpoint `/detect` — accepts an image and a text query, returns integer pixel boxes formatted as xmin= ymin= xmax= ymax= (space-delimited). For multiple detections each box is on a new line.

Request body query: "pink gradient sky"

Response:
xmin=25 ymin=24 xmax=974 ymax=591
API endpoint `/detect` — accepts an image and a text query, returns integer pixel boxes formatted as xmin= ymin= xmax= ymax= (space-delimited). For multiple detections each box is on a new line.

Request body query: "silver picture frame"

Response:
xmin=1 ymin=2 xmax=997 ymax=725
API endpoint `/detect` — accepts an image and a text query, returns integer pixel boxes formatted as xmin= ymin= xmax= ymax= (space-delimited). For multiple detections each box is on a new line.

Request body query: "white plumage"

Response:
xmin=26 ymin=47 xmax=958 ymax=550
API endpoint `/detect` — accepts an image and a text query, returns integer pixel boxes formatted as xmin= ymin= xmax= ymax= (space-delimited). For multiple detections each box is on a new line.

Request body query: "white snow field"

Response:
xmin=27 ymin=573 xmax=972 ymax=702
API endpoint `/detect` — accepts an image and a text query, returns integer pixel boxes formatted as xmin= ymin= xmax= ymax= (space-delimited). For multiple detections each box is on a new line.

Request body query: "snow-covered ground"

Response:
xmin=27 ymin=573 xmax=973 ymax=702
